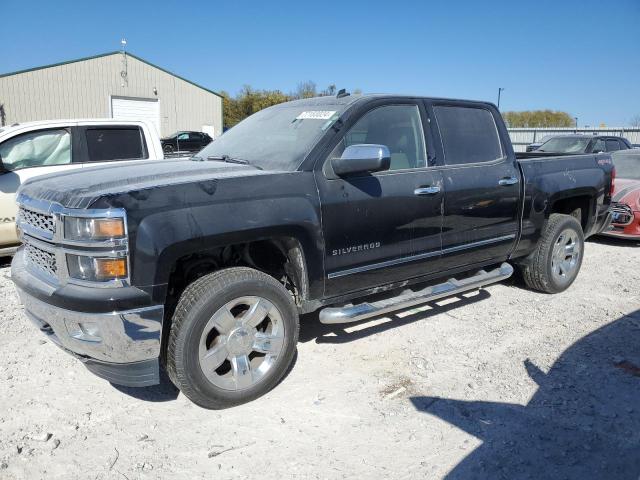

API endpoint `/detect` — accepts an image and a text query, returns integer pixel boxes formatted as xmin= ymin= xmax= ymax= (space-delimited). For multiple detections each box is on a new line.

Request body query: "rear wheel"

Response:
xmin=166 ymin=267 xmax=299 ymax=409
xmin=520 ymin=213 xmax=584 ymax=293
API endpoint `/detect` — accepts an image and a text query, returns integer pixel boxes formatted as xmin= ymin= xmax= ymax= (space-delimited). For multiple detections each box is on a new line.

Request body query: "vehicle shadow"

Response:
xmin=109 ymin=368 xmax=180 ymax=402
xmin=110 ymin=352 xmax=299 ymax=405
xmin=299 ymin=289 xmax=491 ymax=344
xmin=0 ymin=255 xmax=13 ymax=268
xmin=410 ymin=309 xmax=640 ymax=479
xmin=588 ymin=236 xmax=640 ymax=248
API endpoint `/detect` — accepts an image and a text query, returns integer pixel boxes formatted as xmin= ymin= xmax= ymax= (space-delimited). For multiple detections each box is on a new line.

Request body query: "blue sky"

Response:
xmin=1 ymin=0 xmax=639 ymax=126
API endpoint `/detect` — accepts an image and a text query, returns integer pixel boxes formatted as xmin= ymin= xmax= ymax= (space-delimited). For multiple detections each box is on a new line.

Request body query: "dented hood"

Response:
xmin=17 ymin=158 xmax=273 ymax=209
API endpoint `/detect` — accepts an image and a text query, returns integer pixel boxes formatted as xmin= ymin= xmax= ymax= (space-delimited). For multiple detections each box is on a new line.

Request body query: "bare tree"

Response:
xmin=630 ymin=115 xmax=640 ymax=128
xmin=293 ymin=81 xmax=317 ymax=99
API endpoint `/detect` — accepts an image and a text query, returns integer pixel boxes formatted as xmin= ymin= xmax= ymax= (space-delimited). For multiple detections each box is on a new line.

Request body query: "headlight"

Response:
xmin=67 ymin=254 xmax=128 ymax=282
xmin=64 ymin=217 xmax=125 ymax=241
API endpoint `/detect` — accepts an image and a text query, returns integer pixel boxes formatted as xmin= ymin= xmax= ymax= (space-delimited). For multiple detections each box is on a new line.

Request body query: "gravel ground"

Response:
xmin=0 ymin=237 xmax=639 ymax=480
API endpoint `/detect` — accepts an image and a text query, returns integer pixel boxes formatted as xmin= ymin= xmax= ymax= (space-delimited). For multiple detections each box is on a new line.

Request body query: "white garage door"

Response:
xmin=111 ymin=97 xmax=160 ymax=133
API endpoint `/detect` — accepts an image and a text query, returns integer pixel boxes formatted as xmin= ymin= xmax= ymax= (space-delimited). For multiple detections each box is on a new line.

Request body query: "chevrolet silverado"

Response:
xmin=11 ymin=94 xmax=614 ymax=408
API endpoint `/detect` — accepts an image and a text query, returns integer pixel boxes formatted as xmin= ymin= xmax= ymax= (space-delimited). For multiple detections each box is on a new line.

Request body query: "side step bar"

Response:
xmin=319 ymin=262 xmax=513 ymax=324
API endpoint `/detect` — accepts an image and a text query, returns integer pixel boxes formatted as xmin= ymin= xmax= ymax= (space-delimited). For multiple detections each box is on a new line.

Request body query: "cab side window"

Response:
xmin=0 ymin=129 xmax=71 ymax=171
xmin=85 ymin=127 xmax=146 ymax=162
xmin=605 ymin=139 xmax=621 ymax=152
xmin=434 ymin=105 xmax=503 ymax=165
xmin=330 ymin=105 xmax=427 ymax=171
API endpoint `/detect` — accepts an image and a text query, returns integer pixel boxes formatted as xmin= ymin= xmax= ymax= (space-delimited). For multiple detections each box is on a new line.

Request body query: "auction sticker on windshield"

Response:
xmin=296 ymin=111 xmax=337 ymax=120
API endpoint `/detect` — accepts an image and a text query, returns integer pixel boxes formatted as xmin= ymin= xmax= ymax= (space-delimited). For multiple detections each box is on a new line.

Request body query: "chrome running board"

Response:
xmin=319 ymin=262 xmax=513 ymax=324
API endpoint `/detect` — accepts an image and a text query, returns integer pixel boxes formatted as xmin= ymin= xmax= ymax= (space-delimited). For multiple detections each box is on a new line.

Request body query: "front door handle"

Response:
xmin=414 ymin=186 xmax=441 ymax=195
xmin=498 ymin=176 xmax=519 ymax=186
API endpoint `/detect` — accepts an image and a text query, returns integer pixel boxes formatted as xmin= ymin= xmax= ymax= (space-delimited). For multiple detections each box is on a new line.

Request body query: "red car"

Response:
xmin=603 ymin=149 xmax=640 ymax=239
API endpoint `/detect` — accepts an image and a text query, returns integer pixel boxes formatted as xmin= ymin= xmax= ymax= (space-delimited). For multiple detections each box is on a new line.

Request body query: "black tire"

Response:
xmin=520 ymin=213 xmax=584 ymax=293
xmin=163 ymin=144 xmax=174 ymax=154
xmin=166 ymin=267 xmax=299 ymax=409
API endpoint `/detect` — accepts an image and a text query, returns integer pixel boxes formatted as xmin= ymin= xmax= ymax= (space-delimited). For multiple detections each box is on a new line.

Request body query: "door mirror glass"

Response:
xmin=331 ymin=144 xmax=391 ymax=176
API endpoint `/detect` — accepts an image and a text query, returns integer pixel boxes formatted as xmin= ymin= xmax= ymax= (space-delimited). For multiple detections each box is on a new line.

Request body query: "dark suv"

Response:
xmin=161 ymin=131 xmax=213 ymax=154
xmin=536 ymin=134 xmax=632 ymax=154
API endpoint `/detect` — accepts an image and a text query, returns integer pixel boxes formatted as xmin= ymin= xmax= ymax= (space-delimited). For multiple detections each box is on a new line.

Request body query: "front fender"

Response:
xmin=123 ymin=173 xmax=324 ymax=300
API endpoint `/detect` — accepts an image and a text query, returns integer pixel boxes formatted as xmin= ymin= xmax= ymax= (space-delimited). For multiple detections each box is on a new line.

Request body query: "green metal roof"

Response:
xmin=0 ymin=51 xmax=223 ymax=99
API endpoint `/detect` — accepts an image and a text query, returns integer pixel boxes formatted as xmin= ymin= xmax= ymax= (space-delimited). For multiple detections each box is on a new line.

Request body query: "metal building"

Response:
xmin=0 ymin=51 xmax=223 ymax=138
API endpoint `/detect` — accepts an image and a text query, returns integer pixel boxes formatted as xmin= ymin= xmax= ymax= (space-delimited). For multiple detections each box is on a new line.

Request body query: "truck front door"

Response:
xmin=316 ymin=100 xmax=444 ymax=297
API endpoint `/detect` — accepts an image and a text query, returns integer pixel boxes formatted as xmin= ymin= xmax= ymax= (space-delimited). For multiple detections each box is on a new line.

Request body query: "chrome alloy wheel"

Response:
xmin=550 ymin=229 xmax=581 ymax=282
xmin=198 ymin=296 xmax=285 ymax=391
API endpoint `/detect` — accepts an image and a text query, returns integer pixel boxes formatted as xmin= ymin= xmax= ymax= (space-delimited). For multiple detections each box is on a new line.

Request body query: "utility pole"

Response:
xmin=574 ymin=117 xmax=578 ymax=131
xmin=497 ymin=88 xmax=505 ymax=110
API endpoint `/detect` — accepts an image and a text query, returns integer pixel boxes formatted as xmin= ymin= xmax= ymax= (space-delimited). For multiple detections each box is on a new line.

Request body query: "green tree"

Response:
xmin=222 ymin=82 xmax=361 ymax=129
xmin=502 ymin=110 xmax=575 ymax=128
xmin=222 ymin=86 xmax=291 ymax=129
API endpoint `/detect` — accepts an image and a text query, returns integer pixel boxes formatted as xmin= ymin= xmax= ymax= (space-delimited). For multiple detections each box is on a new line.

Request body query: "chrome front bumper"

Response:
xmin=17 ymin=288 xmax=164 ymax=364
xmin=15 ymin=285 xmax=164 ymax=387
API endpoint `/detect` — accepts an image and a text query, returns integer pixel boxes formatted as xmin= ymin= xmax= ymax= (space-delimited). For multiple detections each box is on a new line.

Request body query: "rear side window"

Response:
xmin=605 ymin=139 xmax=621 ymax=152
xmin=85 ymin=127 xmax=147 ymax=162
xmin=434 ymin=106 xmax=503 ymax=165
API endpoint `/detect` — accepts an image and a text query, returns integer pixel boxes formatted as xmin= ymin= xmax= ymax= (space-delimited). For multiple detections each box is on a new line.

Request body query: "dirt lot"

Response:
xmin=0 ymin=237 xmax=639 ymax=480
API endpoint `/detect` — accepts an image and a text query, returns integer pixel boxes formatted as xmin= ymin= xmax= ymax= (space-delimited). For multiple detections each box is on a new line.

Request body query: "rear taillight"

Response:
xmin=611 ymin=166 xmax=616 ymax=197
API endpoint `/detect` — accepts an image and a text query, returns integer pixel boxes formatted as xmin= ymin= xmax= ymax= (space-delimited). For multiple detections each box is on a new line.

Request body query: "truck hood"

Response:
xmin=18 ymin=158 xmax=276 ymax=209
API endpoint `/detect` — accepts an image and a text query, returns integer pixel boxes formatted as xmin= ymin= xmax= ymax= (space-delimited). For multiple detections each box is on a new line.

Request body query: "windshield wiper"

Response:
xmin=206 ymin=155 xmax=262 ymax=169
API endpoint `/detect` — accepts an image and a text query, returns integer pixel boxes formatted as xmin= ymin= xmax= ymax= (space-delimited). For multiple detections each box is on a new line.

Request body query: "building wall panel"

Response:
xmin=0 ymin=52 xmax=222 ymax=138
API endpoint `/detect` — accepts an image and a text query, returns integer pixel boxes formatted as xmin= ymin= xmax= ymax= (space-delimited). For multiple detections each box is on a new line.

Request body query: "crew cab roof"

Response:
xmin=282 ymin=93 xmax=495 ymax=110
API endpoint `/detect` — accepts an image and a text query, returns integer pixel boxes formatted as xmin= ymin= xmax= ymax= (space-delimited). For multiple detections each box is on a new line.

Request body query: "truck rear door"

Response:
xmin=427 ymin=101 xmax=520 ymax=268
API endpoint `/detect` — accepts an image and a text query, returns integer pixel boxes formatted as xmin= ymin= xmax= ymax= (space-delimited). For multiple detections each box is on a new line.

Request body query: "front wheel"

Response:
xmin=520 ymin=213 xmax=584 ymax=293
xmin=166 ymin=267 xmax=299 ymax=409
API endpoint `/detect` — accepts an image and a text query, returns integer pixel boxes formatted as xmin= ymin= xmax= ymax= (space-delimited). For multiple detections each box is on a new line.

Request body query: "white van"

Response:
xmin=0 ymin=119 xmax=164 ymax=254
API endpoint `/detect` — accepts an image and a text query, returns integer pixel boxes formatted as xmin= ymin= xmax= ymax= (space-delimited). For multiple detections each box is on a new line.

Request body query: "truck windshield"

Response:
xmin=611 ymin=151 xmax=640 ymax=180
xmin=537 ymin=137 xmax=591 ymax=153
xmin=198 ymin=104 xmax=345 ymax=171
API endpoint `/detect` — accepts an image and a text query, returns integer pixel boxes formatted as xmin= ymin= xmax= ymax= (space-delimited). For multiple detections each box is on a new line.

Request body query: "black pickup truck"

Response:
xmin=11 ymin=94 xmax=613 ymax=408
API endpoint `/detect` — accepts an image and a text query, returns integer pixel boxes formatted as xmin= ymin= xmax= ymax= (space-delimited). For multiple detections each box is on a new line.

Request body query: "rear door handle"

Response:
xmin=414 ymin=186 xmax=441 ymax=195
xmin=498 ymin=176 xmax=519 ymax=186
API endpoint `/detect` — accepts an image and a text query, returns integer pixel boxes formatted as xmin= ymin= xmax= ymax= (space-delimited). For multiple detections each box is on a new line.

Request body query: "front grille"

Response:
xmin=611 ymin=202 xmax=634 ymax=226
xmin=18 ymin=206 xmax=55 ymax=236
xmin=24 ymin=242 xmax=57 ymax=277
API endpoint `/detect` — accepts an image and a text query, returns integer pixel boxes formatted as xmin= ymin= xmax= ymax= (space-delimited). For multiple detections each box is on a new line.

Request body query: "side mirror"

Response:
xmin=331 ymin=144 xmax=391 ymax=176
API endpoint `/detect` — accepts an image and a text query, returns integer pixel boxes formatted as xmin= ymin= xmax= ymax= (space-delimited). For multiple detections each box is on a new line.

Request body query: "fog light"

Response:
xmin=67 ymin=321 xmax=101 ymax=342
